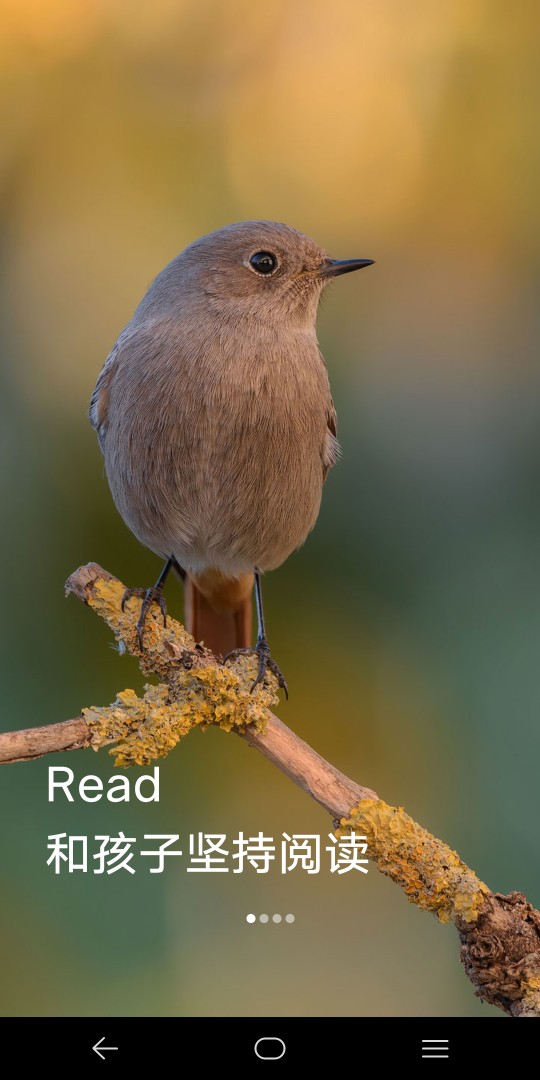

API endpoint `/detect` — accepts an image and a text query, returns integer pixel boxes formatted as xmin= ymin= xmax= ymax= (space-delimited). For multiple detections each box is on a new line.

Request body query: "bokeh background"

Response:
xmin=1 ymin=0 xmax=539 ymax=1018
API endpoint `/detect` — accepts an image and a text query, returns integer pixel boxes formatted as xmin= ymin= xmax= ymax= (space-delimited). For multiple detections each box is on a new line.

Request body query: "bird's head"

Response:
xmin=139 ymin=221 xmax=373 ymax=330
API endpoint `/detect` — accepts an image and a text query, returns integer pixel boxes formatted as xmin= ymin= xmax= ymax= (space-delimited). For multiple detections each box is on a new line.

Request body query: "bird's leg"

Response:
xmin=252 ymin=573 xmax=289 ymax=696
xmin=225 ymin=572 xmax=288 ymax=699
xmin=121 ymin=556 xmax=183 ymax=649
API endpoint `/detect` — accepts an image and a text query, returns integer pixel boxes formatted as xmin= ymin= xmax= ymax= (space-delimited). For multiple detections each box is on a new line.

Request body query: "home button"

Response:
xmin=254 ymin=1037 xmax=286 ymax=1060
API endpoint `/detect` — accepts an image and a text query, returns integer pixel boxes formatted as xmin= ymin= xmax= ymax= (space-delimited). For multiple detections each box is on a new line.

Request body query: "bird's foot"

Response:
xmin=225 ymin=636 xmax=288 ymax=699
xmin=121 ymin=586 xmax=167 ymax=649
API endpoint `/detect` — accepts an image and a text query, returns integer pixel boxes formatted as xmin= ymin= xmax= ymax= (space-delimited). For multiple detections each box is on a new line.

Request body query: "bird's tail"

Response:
xmin=184 ymin=569 xmax=253 ymax=656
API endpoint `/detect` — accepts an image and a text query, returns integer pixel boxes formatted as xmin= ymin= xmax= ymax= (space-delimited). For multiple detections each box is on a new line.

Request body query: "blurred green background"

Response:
xmin=1 ymin=0 xmax=539 ymax=1018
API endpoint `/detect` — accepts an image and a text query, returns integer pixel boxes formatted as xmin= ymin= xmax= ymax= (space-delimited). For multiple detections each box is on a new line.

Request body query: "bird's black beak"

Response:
xmin=320 ymin=258 xmax=375 ymax=277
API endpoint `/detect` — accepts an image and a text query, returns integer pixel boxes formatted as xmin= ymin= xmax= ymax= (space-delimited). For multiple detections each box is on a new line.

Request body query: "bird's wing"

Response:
xmin=322 ymin=399 xmax=341 ymax=480
xmin=89 ymin=341 xmax=122 ymax=451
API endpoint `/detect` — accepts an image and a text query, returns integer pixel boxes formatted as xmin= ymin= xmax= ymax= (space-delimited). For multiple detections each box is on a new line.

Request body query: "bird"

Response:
xmin=89 ymin=220 xmax=373 ymax=696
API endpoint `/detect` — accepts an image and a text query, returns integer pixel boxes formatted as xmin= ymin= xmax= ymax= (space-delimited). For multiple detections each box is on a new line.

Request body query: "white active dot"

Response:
xmin=246 ymin=914 xmax=256 ymax=924
xmin=272 ymin=914 xmax=282 ymax=923
xmin=285 ymin=914 xmax=295 ymax=923
xmin=259 ymin=914 xmax=269 ymax=923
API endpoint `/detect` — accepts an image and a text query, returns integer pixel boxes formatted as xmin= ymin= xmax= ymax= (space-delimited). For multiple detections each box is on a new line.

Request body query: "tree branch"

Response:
xmin=0 ymin=562 xmax=538 ymax=1017
xmin=0 ymin=717 xmax=89 ymax=763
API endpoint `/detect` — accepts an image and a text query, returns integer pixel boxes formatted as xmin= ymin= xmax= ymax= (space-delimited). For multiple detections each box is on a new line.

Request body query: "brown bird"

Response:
xmin=89 ymin=221 xmax=373 ymax=695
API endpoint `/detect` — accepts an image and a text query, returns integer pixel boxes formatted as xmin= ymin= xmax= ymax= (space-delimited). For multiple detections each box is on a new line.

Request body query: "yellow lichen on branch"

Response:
xmin=339 ymin=800 xmax=489 ymax=924
xmin=68 ymin=563 xmax=277 ymax=767
xmin=84 ymin=665 xmax=275 ymax=768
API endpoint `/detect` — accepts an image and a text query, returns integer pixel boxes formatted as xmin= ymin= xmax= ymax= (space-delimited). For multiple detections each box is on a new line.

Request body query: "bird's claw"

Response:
xmin=121 ymin=586 xmax=168 ymax=649
xmin=225 ymin=636 xmax=288 ymax=699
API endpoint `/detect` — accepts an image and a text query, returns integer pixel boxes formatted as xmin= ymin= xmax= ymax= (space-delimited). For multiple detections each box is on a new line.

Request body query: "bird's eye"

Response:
xmin=249 ymin=251 xmax=278 ymax=275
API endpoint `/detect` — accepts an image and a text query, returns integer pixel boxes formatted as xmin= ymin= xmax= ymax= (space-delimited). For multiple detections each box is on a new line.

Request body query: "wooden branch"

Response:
xmin=0 ymin=562 xmax=538 ymax=1017
xmin=0 ymin=717 xmax=89 ymax=763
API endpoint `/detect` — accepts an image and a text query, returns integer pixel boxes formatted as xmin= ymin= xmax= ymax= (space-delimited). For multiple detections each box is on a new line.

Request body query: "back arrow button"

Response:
xmin=93 ymin=1036 xmax=119 ymax=1060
